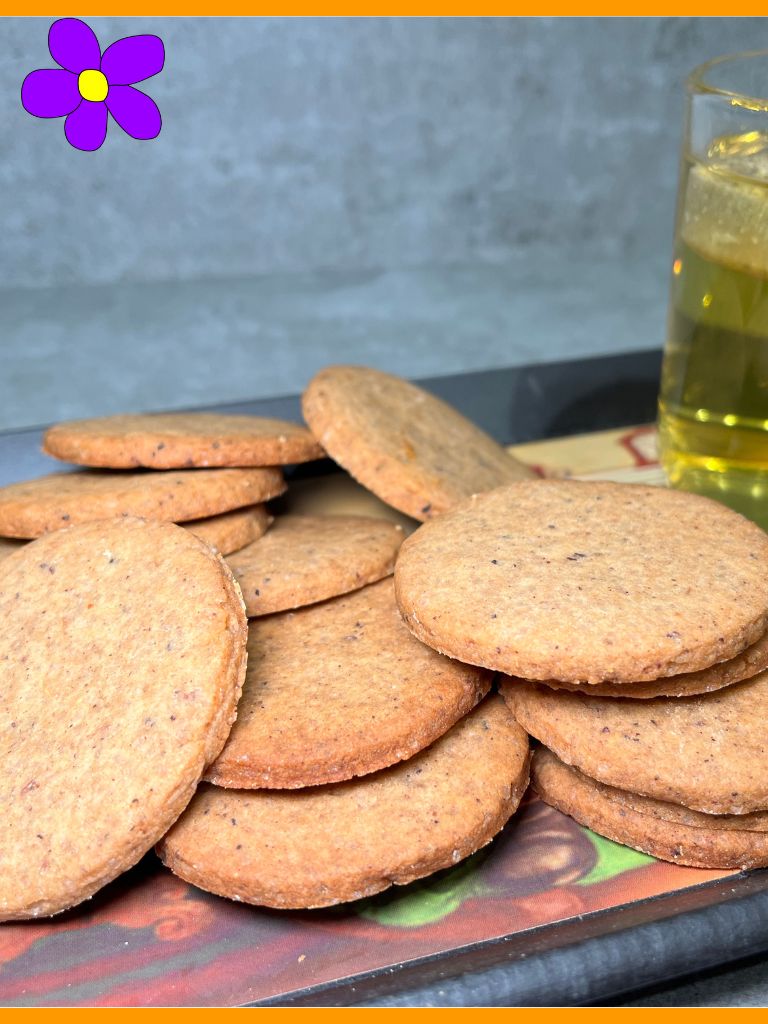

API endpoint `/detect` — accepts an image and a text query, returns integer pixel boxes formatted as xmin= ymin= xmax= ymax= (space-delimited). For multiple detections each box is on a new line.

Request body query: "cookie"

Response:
xmin=301 ymin=366 xmax=533 ymax=521
xmin=226 ymin=514 xmax=404 ymax=616
xmin=0 ymin=538 xmax=25 ymax=561
xmin=0 ymin=517 xmax=248 ymax=920
xmin=184 ymin=504 xmax=271 ymax=555
xmin=0 ymin=468 xmax=285 ymax=539
xmin=205 ymin=578 xmax=491 ymax=789
xmin=532 ymin=748 xmax=768 ymax=870
xmin=534 ymin=629 xmax=768 ymax=699
xmin=42 ymin=412 xmax=324 ymax=468
xmin=158 ymin=695 xmax=529 ymax=909
xmin=395 ymin=480 xmax=768 ymax=683
xmin=503 ymin=673 xmax=768 ymax=814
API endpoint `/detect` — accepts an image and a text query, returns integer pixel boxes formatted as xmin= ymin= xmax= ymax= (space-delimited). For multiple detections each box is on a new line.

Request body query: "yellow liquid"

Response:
xmin=658 ymin=137 xmax=768 ymax=530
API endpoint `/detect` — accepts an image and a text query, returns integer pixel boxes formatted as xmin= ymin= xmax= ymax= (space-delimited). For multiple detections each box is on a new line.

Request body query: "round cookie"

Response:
xmin=226 ymin=514 xmax=404 ymax=616
xmin=205 ymin=578 xmax=491 ymax=789
xmin=301 ymin=366 xmax=533 ymax=522
xmin=534 ymin=628 xmax=768 ymax=699
xmin=395 ymin=480 xmax=768 ymax=683
xmin=532 ymin=748 xmax=768 ymax=870
xmin=0 ymin=517 xmax=248 ymax=920
xmin=503 ymin=673 xmax=768 ymax=814
xmin=184 ymin=505 xmax=272 ymax=555
xmin=158 ymin=695 xmax=529 ymax=909
xmin=0 ymin=468 xmax=285 ymax=539
xmin=42 ymin=412 xmax=324 ymax=469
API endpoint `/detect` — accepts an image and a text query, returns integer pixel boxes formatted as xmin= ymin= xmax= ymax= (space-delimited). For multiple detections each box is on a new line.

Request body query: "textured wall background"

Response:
xmin=2 ymin=16 xmax=766 ymax=289
xmin=0 ymin=17 xmax=765 ymax=429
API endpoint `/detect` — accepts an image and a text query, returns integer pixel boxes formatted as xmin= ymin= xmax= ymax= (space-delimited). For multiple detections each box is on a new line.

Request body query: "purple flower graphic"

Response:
xmin=21 ymin=18 xmax=164 ymax=152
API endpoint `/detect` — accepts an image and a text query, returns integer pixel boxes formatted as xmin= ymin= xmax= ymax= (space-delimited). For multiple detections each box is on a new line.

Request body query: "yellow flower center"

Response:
xmin=78 ymin=69 xmax=108 ymax=103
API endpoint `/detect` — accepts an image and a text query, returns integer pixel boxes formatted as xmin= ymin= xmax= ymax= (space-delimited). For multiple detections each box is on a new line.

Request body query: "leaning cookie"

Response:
xmin=158 ymin=695 xmax=529 ymax=909
xmin=43 ymin=412 xmax=324 ymax=468
xmin=0 ymin=517 xmax=247 ymax=920
xmin=302 ymin=366 xmax=533 ymax=521
xmin=532 ymin=748 xmax=768 ymax=870
xmin=205 ymin=578 xmax=491 ymax=789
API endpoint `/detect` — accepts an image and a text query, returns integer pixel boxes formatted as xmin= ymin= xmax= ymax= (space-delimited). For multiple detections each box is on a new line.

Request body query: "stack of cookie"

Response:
xmin=153 ymin=369 xmax=537 ymax=908
xmin=0 ymin=411 xmax=328 ymax=557
xmin=159 ymin=535 xmax=530 ymax=909
xmin=395 ymin=478 xmax=768 ymax=870
xmin=0 ymin=372 xmax=538 ymax=918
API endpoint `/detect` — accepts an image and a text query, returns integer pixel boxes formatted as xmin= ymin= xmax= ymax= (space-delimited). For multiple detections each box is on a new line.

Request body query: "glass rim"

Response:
xmin=687 ymin=50 xmax=768 ymax=110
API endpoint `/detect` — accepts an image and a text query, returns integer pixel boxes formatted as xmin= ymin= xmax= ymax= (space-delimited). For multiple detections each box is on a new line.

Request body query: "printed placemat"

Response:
xmin=0 ymin=424 xmax=739 ymax=1007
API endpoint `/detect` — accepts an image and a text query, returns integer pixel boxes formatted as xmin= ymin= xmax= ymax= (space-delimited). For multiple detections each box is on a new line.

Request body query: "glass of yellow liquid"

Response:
xmin=658 ymin=51 xmax=768 ymax=531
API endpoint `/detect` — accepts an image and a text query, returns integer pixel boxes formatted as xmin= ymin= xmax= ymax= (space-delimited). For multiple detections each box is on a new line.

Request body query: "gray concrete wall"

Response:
xmin=1 ymin=18 xmax=764 ymax=429
xmin=3 ymin=17 xmax=765 ymax=288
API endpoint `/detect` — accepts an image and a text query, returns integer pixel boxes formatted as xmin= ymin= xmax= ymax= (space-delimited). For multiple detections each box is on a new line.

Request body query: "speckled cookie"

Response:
xmin=503 ymin=673 xmax=768 ymax=814
xmin=395 ymin=480 xmax=768 ymax=683
xmin=184 ymin=504 xmax=272 ymax=555
xmin=205 ymin=578 xmax=491 ymax=789
xmin=0 ymin=517 xmax=248 ymax=920
xmin=301 ymin=366 xmax=533 ymax=522
xmin=226 ymin=514 xmax=404 ymax=616
xmin=534 ymin=629 xmax=768 ymax=699
xmin=532 ymin=748 xmax=768 ymax=870
xmin=158 ymin=695 xmax=529 ymax=909
xmin=0 ymin=468 xmax=285 ymax=539
xmin=43 ymin=412 xmax=324 ymax=468
xmin=0 ymin=538 xmax=25 ymax=561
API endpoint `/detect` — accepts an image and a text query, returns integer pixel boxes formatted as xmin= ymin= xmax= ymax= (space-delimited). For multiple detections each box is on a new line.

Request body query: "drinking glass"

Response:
xmin=657 ymin=51 xmax=768 ymax=530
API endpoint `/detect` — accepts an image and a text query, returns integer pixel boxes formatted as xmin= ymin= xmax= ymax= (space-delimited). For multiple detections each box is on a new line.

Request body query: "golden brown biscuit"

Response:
xmin=504 ymin=673 xmax=768 ymax=814
xmin=206 ymin=578 xmax=491 ymax=789
xmin=531 ymin=628 xmax=768 ymax=699
xmin=0 ymin=517 xmax=247 ymax=920
xmin=301 ymin=366 xmax=533 ymax=521
xmin=395 ymin=480 xmax=768 ymax=683
xmin=226 ymin=514 xmax=404 ymax=616
xmin=43 ymin=412 xmax=324 ymax=468
xmin=184 ymin=505 xmax=272 ymax=555
xmin=158 ymin=695 xmax=529 ymax=909
xmin=0 ymin=468 xmax=285 ymax=539
xmin=532 ymin=748 xmax=768 ymax=870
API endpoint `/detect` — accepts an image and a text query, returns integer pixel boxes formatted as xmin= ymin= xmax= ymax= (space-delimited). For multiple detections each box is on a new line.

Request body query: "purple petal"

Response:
xmin=48 ymin=18 xmax=101 ymax=74
xmin=65 ymin=101 xmax=108 ymax=152
xmin=101 ymin=35 xmax=164 ymax=86
xmin=21 ymin=69 xmax=80 ymax=118
xmin=106 ymin=86 xmax=161 ymax=140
